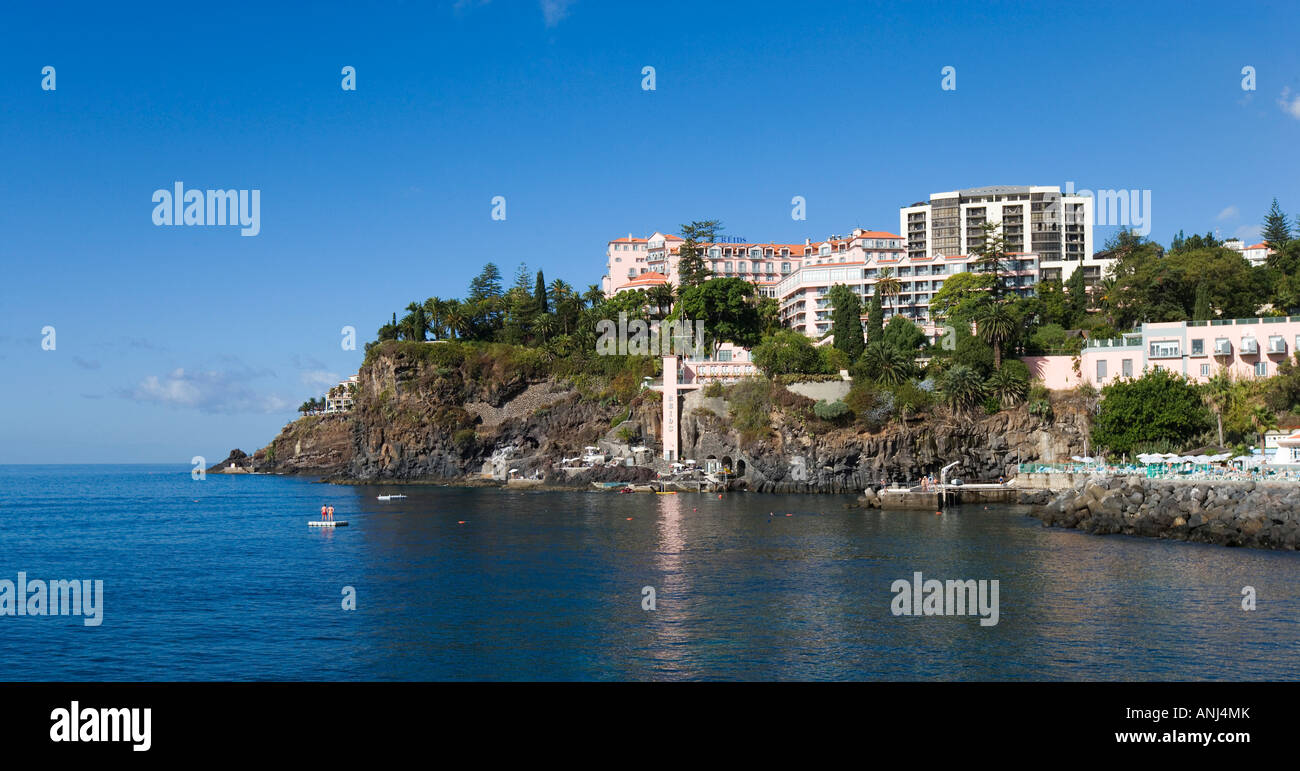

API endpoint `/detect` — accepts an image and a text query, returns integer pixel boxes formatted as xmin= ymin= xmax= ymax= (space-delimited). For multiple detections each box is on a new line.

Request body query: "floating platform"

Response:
xmin=377 ymin=495 xmax=406 ymax=500
xmin=308 ymin=521 xmax=349 ymax=527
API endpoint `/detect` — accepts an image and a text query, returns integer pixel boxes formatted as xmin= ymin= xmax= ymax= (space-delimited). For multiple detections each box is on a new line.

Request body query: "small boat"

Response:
xmin=591 ymin=481 xmax=626 ymax=490
xmin=377 ymin=494 xmax=407 ymax=500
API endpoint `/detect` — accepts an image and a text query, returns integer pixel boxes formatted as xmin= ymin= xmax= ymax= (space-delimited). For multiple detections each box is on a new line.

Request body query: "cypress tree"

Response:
xmin=535 ymin=270 xmax=548 ymax=315
xmin=866 ymin=294 xmax=884 ymax=345
xmin=1192 ymin=282 xmax=1212 ymax=321
xmin=829 ymin=284 xmax=865 ymax=361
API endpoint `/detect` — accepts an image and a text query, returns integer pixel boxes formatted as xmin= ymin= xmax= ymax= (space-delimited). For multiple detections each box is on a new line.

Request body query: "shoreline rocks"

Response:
xmin=1036 ymin=476 xmax=1300 ymax=551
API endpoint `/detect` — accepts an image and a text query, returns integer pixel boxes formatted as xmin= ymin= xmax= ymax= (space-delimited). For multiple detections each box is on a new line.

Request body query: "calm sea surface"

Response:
xmin=1 ymin=464 xmax=1297 ymax=681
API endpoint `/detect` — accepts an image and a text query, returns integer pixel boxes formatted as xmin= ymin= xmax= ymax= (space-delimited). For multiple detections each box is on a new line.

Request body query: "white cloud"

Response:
xmin=540 ymin=0 xmax=575 ymax=27
xmin=1279 ymin=88 xmax=1300 ymax=120
xmin=300 ymin=369 xmax=341 ymax=390
xmin=122 ymin=367 xmax=289 ymax=414
xmin=1215 ymin=205 xmax=1238 ymax=221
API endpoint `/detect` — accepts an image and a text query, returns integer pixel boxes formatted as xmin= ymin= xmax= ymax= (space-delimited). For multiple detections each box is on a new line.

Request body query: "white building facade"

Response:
xmin=900 ymin=185 xmax=1099 ymax=285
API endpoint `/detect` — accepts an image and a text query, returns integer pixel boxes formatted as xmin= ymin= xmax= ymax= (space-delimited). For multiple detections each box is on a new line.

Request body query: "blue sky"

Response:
xmin=1 ymin=0 xmax=1297 ymax=463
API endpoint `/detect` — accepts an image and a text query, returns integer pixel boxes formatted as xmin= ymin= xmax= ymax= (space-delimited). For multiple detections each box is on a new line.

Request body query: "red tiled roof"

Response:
xmin=623 ymin=271 xmax=669 ymax=287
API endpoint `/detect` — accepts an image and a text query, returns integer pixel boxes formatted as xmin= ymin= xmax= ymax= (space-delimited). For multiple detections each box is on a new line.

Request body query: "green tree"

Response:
xmin=677 ymin=220 xmax=722 ymax=288
xmin=1192 ymin=281 xmax=1212 ymax=321
xmin=986 ymin=360 xmax=1029 ymax=408
xmin=1091 ymin=368 xmax=1212 ymax=455
xmin=1263 ymin=198 xmax=1293 ymax=250
xmin=674 ymin=277 xmax=762 ymax=357
xmin=939 ymin=364 xmax=986 ymax=413
xmin=535 ymin=270 xmax=548 ymax=315
xmin=881 ymin=315 xmax=927 ymax=354
xmin=971 ymin=221 xmax=1009 ymax=299
xmin=855 ymin=341 xmax=915 ymax=386
xmin=874 ymin=268 xmax=902 ymax=318
xmin=469 ymin=263 xmax=504 ymax=302
xmin=974 ymin=302 xmax=1016 ymax=369
xmin=865 ymin=293 xmax=884 ymax=343
xmin=1064 ymin=267 xmax=1088 ymax=325
xmin=399 ymin=301 xmax=429 ymax=341
xmin=1249 ymin=404 xmax=1278 ymax=453
xmin=828 ymin=283 xmax=864 ymax=361
xmin=752 ymin=330 xmax=824 ymax=377
xmin=930 ymin=270 xmax=995 ymax=325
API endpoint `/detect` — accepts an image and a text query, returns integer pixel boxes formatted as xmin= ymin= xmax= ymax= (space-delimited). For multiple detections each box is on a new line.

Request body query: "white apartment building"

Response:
xmin=900 ymin=185 xmax=1100 ymax=285
xmin=324 ymin=375 xmax=359 ymax=414
xmin=1224 ymin=238 xmax=1274 ymax=267
xmin=773 ymin=237 xmax=1038 ymax=339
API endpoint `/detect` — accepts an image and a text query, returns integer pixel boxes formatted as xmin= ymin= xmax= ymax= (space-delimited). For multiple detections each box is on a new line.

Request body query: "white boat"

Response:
xmin=377 ymin=494 xmax=407 ymax=500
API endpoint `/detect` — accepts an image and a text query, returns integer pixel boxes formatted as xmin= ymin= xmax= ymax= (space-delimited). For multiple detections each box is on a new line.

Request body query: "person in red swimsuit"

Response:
xmin=321 ymin=504 xmax=328 ymax=521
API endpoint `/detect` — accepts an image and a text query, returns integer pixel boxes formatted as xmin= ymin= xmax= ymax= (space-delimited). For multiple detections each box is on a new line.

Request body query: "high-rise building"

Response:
xmin=900 ymin=185 xmax=1102 ymax=284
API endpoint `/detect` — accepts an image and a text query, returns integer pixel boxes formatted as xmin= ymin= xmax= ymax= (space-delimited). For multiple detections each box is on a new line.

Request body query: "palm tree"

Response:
xmin=1249 ymin=404 xmax=1278 ymax=456
xmin=534 ymin=313 xmax=558 ymax=343
xmin=940 ymin=364 xmax=985 ymax=413
xmin=1201 ymin=370 xmax=1233 ymax=447
xmin=986 ymin=366 xmax=1028 ymax=408
xmin=423 ymin=297 xmax=448 ymax=340
xmin=583 ymin=284 xmax=606 ymax=309
xmin=443 ymin=300 xmax=468 ymax=340
xmin=648 ymin=283 xmax=675 ymax=320
xmin=399 ymin=301 xmax=429 ymax=341
xmin=861 ymin=342 xmax=914 ymax=385
xmin=975 ymin=303 xmax=1016 ymax=368
xmin=874 ymin=268 xmax=901 ymax=319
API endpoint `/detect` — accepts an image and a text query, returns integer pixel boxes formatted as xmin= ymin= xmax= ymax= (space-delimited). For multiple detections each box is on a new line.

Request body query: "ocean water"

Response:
xmin=0 ymin=464 xmax=1297 ymax=681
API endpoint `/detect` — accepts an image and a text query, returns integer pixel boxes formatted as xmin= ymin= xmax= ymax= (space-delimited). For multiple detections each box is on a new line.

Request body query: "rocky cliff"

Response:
xmin=226 ymin=344 xmax=1093 ymax=490
xmin=675 ymin=385 xmax=1092 ymax=493
xmin=209 ymin=413 xmax=353 ymax=476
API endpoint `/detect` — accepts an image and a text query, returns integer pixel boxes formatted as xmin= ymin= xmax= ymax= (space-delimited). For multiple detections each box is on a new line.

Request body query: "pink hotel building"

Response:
xmin=603 ymin=227 xmax=1037 ymax=340
xmin=1025 ymin=316 xmax=1300 ymax=390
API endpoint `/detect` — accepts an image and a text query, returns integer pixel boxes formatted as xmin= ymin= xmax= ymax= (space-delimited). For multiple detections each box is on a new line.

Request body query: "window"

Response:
xmin=1096 ymin=360 xmax=1107 ymax=380
xmin=1122 ymin=359 xmax=1133 ymax=378
xmin=1255 ymin=361 xmax=1268 ymax=377
xmin=1149 ymin=341 xmax=1179 ymax=358
xmin=1200 ymin=364 xmax=1211 ymax=376
xmin=717 ymin=349 xmax=732 ymax=362
xmin=1191 ymin=338 xmax=1203 ymax=355
xmin=738 ymin=262 xmax=747 ymax=274
xmin=781 ymin=262 xmax=791 ymax=274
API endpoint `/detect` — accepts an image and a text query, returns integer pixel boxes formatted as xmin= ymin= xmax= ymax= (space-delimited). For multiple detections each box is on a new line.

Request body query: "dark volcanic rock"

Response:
xmin=1035 ymin=478 xmax=1300 ymax=551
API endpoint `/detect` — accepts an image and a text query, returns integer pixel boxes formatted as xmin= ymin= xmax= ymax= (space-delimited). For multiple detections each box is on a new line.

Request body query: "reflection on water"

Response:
xmin=0 ymin=466 xmax=1297 ymax=680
